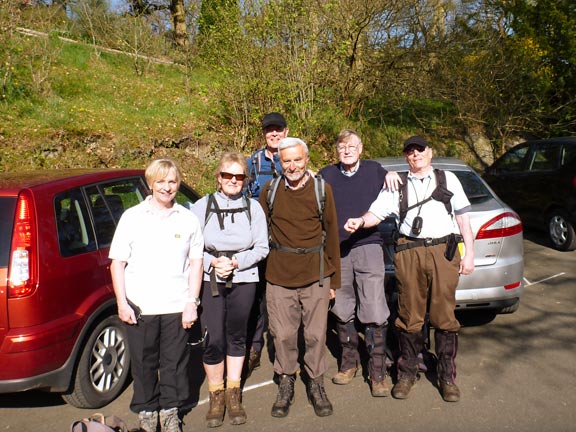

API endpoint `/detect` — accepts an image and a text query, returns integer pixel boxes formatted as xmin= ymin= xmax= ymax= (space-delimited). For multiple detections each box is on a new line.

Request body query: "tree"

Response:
xmin=503 ymin=0 xmax=576 ymax=135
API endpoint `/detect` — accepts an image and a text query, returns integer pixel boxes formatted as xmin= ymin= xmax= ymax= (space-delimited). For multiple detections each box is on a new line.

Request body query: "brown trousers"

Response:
xmin=394 ymin=239 xmax=461 ymax=333
xmin=266 ymin=278 xmax=331 ymax=379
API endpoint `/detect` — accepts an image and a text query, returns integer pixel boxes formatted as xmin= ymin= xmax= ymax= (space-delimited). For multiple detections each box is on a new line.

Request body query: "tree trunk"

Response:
xmin=170 ymin=0 xmax=188 ymax=48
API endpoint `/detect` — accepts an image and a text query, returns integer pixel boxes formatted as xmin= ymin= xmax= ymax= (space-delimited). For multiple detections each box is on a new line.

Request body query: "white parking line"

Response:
xmin=197 ymin=379 xmax=275 ymax=406
xmin=523 ymin=272 xmax=566 ymax=287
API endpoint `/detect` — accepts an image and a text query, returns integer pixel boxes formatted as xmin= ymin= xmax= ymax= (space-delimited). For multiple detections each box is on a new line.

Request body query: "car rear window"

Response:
xmin=452 ymin=171 xmax=493 ymax=205
xmin=0 ymin=197 xmax=17 ymax=267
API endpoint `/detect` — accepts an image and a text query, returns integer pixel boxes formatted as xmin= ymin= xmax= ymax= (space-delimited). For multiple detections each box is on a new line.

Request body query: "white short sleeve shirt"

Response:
xmin=369 ymin=167 xmax=470 ymax=238
xmin=109 ymin=197 xmax=204 ymax=315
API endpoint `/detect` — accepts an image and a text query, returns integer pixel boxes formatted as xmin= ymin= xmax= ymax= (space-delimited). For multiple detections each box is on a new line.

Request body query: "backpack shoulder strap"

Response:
xmin=266 ymin=176 xmax=282 ymax=217
xmin=204 ymin=193 xmax=225 ymax=230
xmin=398 ymin=172 xmax=409 ymax=224
xmin=314 ymin=174 xmax=326 ymax=224
xmin=243 ymin=195 xmax=252 ymax=225
xmin=432 ymin=169 xmax=453 ymax=214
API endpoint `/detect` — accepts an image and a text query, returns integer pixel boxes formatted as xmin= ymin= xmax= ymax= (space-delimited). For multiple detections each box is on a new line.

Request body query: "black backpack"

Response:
xmin=204 ymin=193 xmax=252 ymax=230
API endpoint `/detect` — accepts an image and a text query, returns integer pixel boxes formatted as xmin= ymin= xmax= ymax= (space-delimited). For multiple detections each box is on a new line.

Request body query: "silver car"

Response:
xmin=376 ymin=157 xmax=525 ymax=314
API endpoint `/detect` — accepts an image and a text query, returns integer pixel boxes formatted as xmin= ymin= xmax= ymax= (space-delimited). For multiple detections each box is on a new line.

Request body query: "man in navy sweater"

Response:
xmin=319 ymin=130 xmax=398 ymax=397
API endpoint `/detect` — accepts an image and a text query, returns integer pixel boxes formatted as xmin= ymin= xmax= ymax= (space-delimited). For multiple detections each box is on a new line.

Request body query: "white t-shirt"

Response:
xmin=109 ymin=197 xmax=204 ymax=315
xmin=369 ymin=167 xmax=470 ymax=238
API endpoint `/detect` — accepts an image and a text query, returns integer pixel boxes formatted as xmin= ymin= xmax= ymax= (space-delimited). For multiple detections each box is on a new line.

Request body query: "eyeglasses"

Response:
xmin=220 ymin=172 xmax=247 ymax=181
xmin=404 ymin=145 xmax=427 ymax=155
xmin=337 ymin=144 xmax=359 ymax=153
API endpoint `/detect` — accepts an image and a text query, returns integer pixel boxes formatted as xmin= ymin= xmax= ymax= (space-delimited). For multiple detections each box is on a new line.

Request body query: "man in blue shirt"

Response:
xmin=244 ymin=112 xmax=288 ymax=378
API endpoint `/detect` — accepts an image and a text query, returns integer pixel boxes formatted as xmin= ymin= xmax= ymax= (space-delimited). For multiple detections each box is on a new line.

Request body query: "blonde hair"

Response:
xmin=145 ymin=158 xmax=181 ymax=189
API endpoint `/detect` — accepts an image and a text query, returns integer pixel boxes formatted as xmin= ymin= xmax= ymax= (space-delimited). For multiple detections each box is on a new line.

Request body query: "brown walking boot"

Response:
xmin=307 ymin=376 xmax=333 ymax=417
xmin=332 ymin=367 xmax=357 ymax=385
xmin=206 ymin=390 xmax=226 ymax=428
xmin=439 ymin=380 xmax=461 ymax=402
xmin=225 ymin=387 xmax=247 ymax=425
xmin=271 ymin=374 xmax=295 ymax=418
xmin=392 ymin=377 xmax=416 ymax=399
xmin=246 ymin=348 xmax=261 ymax=378
xmin=370 ymin=377 xmax=390 ymax=397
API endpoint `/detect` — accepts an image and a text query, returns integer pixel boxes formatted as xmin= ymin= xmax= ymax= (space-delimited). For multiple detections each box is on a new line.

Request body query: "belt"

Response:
xmin=394 ymin=234 xmax=461 ymax=252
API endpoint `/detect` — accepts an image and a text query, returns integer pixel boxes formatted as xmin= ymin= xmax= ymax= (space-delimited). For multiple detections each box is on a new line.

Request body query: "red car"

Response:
xmin=0 ymin=169 xmax=199 ymax=408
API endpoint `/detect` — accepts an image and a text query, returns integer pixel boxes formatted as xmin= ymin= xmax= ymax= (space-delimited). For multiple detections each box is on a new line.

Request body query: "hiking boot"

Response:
xmin=439 ymin=380 xmax=461 ymax=402
xmin=225 ymin=387 xmax=247 ymax=425
xmin=392 ymin=377 xmax=416 ymax=399
xmin=138 ymin=411 xmax=158 ymax=432
xmin=370 ymin=378 xmax=390 ymax=397
xmin=159 ymin=408 xmax=180 ymax=432
xmin=206 ymin=390 xmax=226 ymax=428
xmin=271 ymin=374 xmax=295 ymax=418
xmin=246 ymin=349 xmax=262 ymax=378
xmin=307 ymin=376 xmax=333 ymax=417
xmin=332 ymin=367 xmax=357 ymax=385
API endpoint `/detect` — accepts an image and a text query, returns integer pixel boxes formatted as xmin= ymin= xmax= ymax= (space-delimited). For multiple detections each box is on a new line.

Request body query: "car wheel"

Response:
xmin=62 ymin=315 xmax=131 ymax=408
xmin=548 ymin=211 xmax=576 ymax=251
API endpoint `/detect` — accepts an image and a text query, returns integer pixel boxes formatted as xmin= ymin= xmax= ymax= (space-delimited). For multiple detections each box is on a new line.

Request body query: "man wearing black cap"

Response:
xmin=344 ymin=135 xmax=475 ymax=403
xmin=246 ymin=112 xmax=288 ymax=199
xmin=243 ymin=112 xmax=289 ymax=378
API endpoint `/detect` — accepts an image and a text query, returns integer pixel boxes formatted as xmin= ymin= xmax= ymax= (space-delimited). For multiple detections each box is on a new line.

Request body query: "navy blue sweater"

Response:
xmin=319 ymin=160 xmax=387 ymax=255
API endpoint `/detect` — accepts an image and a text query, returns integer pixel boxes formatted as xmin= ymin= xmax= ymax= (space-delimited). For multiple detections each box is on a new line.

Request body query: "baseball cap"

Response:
xmin=262 ymin=112 xmax=287 ymax=129
xmin=403 ymin=135 xmax=429 ymax=152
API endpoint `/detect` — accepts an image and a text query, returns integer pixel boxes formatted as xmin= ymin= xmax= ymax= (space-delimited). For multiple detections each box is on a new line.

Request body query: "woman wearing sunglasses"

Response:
xmin=190 ymin=152 xmax=269 ymax=428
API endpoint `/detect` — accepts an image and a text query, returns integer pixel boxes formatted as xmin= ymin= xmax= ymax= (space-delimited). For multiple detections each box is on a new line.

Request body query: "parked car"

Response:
xmin=482 ymin=137 xmax=576 ymax=251
xmin=375 ymin=157 xmax=525 ymax=315
xmin=0 ymin=169 xmax=199 ymax=408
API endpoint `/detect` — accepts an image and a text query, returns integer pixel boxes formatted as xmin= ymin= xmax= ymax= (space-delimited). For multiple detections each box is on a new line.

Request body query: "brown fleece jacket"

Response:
xmin=259 ymin=175 xmax=341 ymax=289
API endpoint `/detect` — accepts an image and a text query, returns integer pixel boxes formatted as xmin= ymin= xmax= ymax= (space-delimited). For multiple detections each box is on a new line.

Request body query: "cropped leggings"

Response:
xmin=201 ymin=281 xmax=256 ymax=365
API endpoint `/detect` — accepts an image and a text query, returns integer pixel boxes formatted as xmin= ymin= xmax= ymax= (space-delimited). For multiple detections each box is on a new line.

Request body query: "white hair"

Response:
xmin=278 ymin=137 xmax=309 ymax=154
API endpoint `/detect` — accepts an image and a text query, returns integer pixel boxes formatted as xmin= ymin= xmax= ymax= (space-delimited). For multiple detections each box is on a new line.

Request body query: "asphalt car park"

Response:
xmin=1 ymin=229 xmax=575 ymax=432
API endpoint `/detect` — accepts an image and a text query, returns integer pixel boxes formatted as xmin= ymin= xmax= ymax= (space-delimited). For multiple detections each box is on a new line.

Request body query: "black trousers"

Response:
xmin=126 ymin=312 xmax=190 ymax=413
xmin=201 ymin=281 xmax=257 ymax=364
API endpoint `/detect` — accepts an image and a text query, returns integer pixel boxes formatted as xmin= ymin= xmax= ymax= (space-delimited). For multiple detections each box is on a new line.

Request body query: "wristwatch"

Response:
xmin=187 ymin=297 xmax=201 ymax=306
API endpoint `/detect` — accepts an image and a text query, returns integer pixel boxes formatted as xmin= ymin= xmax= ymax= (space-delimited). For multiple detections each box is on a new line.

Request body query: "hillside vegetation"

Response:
xmin=1 ymin=0 xmax=575 ymax=194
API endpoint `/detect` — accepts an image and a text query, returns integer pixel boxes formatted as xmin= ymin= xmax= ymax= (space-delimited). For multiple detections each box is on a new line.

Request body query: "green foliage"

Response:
xmin=502 ymin=0 xmax=576 ymax=135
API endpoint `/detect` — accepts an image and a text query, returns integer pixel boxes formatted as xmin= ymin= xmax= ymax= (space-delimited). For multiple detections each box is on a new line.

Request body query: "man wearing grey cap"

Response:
xmin=344 ymin=135 xmax=475 ymax=403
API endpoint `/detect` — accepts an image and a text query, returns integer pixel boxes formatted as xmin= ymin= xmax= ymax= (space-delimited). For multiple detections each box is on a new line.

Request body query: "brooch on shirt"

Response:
xmin=175 ymin=233 xmax=181 ymax=238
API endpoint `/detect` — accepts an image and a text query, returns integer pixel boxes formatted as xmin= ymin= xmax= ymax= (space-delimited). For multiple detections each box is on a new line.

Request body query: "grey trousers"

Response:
xmin=266 ymin=278 xmax=331 ymax=379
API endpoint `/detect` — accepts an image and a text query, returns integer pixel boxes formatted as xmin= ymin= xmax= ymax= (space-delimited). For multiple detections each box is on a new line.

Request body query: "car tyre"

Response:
xmin=548 ymin=210 xmax=576 ymax=251
xmin=61 ymin=315 xmax=131 ymax=408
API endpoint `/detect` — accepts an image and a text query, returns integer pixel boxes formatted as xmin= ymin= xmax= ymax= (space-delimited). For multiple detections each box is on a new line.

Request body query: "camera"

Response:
xmin=411 ymin=216 xmax=423 ymax=236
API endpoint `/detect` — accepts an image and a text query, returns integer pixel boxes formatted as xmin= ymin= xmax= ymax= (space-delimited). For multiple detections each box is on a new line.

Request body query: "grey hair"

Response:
xmin=278 ymin=137 xmax=309 ymax=154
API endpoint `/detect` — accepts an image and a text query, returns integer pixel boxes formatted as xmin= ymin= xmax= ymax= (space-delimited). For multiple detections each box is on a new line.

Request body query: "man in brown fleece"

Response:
xmin=259 ymin=137 xmax=341 ymax=419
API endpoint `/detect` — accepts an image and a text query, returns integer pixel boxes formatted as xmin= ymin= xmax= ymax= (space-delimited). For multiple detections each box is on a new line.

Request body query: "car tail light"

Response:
xmin=476 ymin=211 xmax=523 ymax=240
xmin=505 ymin=281 xmax=522 ymax=290
xmin=8 ymin=190 xmax=38 ymax=298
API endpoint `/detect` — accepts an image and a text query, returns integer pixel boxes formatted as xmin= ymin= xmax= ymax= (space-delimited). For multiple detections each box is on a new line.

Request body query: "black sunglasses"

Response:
xmin=220 ymin=172 xmax=247 ymax=181
xmin=404 ymin=145 xmax=427 ymax=155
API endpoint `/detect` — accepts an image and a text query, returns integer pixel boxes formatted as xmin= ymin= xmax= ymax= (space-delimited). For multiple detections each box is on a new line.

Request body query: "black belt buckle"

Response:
xmin=424 ymin=238 xmax=434 ymax=246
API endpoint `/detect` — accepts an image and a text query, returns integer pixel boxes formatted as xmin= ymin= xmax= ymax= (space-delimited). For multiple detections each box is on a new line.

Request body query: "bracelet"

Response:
xmin=359 ymin=217 xmax=366 ymax=228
